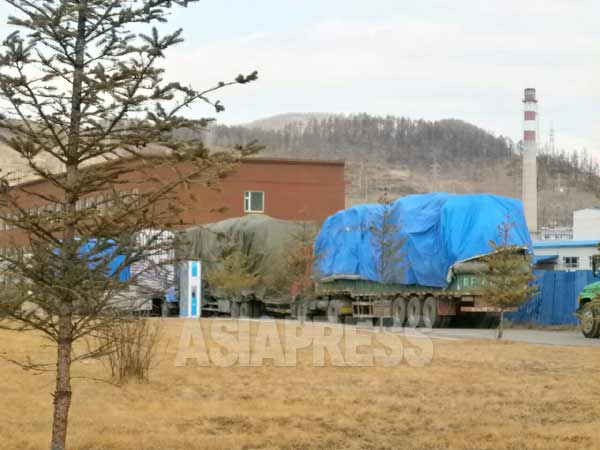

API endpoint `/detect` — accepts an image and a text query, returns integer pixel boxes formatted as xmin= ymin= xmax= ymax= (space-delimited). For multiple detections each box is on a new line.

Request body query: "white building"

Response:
xmin=573 ymin=208 xmax=600 ymax=240
xmin=533 ymin=240 xmax=600 ymax=271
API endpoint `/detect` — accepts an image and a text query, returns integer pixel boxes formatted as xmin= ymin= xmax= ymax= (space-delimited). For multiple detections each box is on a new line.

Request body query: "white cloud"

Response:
xmin=4 ymin=1 xmax=593 ymax=155
xmin=168 ymin=5 xmax=597 ymax=153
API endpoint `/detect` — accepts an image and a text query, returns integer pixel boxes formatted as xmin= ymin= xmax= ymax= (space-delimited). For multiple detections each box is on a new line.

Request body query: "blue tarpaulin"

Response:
xmin=507 ymin=270 xmax=600 ymax=325
xmin=315 ymin=193 xmax=532 ymax=287
xmin=55 ymin=239 xmax=130 ymax=282
xmin=78 ymin=239 xmax=130 ymax=282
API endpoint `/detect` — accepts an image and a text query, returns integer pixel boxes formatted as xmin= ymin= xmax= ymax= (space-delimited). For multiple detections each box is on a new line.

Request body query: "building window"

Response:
xmin=563 ymin=257 xmax=579 ymax=269
xmin=244 ymin=191 xmax=264 ymax=213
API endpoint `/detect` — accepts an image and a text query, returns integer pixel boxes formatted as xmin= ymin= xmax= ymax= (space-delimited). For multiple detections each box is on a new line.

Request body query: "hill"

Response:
xmin=210 ymin=113 xmax=600 ymax=227
xmin=2 ymin=112 xmax=598 ymax=227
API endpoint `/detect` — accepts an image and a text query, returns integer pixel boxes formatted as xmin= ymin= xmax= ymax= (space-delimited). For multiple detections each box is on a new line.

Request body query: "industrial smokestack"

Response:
xmin=522 ymin=88 xmax=538 ymax=232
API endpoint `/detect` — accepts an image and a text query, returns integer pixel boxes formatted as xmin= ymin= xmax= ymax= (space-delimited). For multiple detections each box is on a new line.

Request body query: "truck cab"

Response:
xmin=576 ymin=254 xmax=600 ymax=338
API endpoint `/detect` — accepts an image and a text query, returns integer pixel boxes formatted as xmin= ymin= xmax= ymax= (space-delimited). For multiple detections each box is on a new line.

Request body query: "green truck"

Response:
xmin=576 ymin=254 xmax=600 ymax=338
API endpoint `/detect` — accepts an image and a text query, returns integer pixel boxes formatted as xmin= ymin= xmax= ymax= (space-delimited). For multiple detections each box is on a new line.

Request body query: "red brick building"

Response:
xmin=0 ymin=157 xmax=345 ymax=245
xmin=180 ymin=157 xmax=345 ymax=224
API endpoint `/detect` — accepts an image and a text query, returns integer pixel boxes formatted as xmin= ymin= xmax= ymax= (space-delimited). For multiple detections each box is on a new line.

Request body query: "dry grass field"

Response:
xmin=1 ymin=318 xmax=600 ymax=450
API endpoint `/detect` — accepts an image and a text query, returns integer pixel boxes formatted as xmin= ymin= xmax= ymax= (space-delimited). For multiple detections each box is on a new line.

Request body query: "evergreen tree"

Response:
xmin=370 ymin=192 xmax=406 ymax=284
xmin=480 ymin=220 xmax=538 ymax=339
xmin=204 ymin=237 xmax=260 ymax=296
xmin=0 ymin=2 xmax=258 ymax=449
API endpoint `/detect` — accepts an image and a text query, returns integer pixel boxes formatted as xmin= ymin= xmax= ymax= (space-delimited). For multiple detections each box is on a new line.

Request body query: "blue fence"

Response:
xmin=507 ymin=270 xmax=600 ymax=325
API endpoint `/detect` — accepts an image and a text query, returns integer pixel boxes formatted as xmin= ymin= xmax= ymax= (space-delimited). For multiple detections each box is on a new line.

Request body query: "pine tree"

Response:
xmin=370 ymin=192 xmax=406 ymax=284
xmin=204 ymin=237 xmax=260 ymax=297
xmin=0 ymin=2 xmax=258 ymax=449
xmin=480 ymin=220 xmax=538 ymax=339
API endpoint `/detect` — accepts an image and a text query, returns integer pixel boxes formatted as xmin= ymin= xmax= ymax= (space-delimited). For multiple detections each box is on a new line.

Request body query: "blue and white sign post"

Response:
xmin=180 ymin=260 xmax=202 ymax=318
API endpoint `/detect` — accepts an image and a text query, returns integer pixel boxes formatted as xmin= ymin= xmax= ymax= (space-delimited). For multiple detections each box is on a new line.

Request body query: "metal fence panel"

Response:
xmin=507 ymin=270 xmax=600 ymax=325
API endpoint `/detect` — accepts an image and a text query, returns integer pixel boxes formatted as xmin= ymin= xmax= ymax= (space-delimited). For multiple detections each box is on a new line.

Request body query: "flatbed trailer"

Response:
xmin=195 ymin=268 xmax=499 ymax=328
xmin=288 ymin=269 xmax=497 ymax=327
xmin=200 ymin=294 xmax=290 ymax=319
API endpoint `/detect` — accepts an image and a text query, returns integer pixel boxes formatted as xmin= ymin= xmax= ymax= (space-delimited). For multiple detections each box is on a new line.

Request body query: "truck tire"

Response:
xmin=407 ymin=297 xmax=423 ymax=327
xmin=289 ymin=301 xmax=298 ymax=319
xmin=160 ymin=300 xmax=169 ymax=317
xmin=230 ymin=301 xmax=240 ymax=318
xmin=580 ymin=303 xmax=600 ymax=338
xmin=251 ymin=301 xmax=262 ymax=318
xmin=440 ymin=316 xmax=452 ymax=328
xmin=422 ymin=296 xmax=442 ymax=328
xmin=392 ymin=297 xmax=407 ymax=327
xmin=298 ymin=300 xmax=311 ymax=322
xmin=240 ymin=301 xmax=252 ymax=318
xmin=327 ymin=300 xmax=341 ymax=324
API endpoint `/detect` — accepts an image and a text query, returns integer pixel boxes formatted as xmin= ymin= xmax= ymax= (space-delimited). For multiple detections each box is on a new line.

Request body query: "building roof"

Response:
xmin=532 ymin=240 xmax=600 ymax=249
xmin=533 ymin=254 xmax=558 ymax=264
xmin=243 ymin=157 xmax=345 ymax=166
xmin=9 ymin=156 xmax=345 ymax=189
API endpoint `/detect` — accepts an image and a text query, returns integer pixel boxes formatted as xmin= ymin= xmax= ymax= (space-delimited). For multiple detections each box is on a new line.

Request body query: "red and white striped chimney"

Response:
xmin=522 ymin=88 xmax=538 ymax=232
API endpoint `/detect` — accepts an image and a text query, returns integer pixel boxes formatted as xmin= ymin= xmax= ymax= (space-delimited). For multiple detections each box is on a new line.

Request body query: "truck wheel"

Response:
xmin=298 ymin=300 xmax=311 ymax=322
xmin=440 ymin=316 xmax=453 ymax=328
xmin=327 ymin=300 xmax=341 ymax=323
xmin=407 ymin=297 xmax=423 ymax=327
xmin=160 ymin=300 xmax=169 ymax=317
xmin=240 ymin=301 xmax=252 ymax=318
xmin=251 ymin=301 xmax=262 ymax=318
xmin=230 ymin=301 xmax=240 ymax=318
xmin=392 ymin=297 xmax=407 ymax=327
xmin=289 ymin=301 xmax=298 ymax=319
xmin=580 ymin=303 xmax=600 ymax=338
xmin=422 ymin=296 xmax=441 ymax=328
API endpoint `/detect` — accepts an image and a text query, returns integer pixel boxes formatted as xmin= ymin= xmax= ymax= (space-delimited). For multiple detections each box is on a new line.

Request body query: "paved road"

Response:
xmin=249 ymin=318 xmax=600 ymax=347
xmin=315 ymin=320 xmax=600 ymax=347
xmin=390 ymin=326 xmax=600 ymax=347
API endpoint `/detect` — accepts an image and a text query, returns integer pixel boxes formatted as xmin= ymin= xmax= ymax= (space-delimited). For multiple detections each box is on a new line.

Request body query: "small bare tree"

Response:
xmin=98 ymin=316 xmax=161 ymax=384
xmin=368 ymin=192 xmax=407 ymax=327
xmin=275 ymin=220 xmax=319 ymax=299
xmin=480 ymin=218 xmax=538 ymax=339
xmin=0 ymin=2 xmax=259 ymax=449
xmin=370 ymin=192 xmax=406 ymax=284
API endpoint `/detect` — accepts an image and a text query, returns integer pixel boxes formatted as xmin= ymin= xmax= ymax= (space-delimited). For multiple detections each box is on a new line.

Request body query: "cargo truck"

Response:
xmin=177 ymin=214 xmax=316 ymax=319
xmin=289 ymin=257 xmax=529 ymax=327
xmin=287 ymin=193 xmax=532 ymax=327
xmin=182 ymin=193 xmax=533 ymax=328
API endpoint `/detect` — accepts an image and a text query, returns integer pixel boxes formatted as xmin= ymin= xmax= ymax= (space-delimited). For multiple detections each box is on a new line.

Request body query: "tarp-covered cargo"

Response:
xmin=314 ymin=193 xmax=532 ymax=287
xmin=179 ymin=214 xmax=316 ymax=299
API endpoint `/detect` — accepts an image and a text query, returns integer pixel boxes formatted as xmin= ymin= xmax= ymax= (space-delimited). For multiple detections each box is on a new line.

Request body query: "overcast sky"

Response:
xmin=1 ymin=1 xmax=599 ymax=155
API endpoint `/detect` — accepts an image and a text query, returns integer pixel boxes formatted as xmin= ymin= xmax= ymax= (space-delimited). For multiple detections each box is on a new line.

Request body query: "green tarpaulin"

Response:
xmin=178 ymin=214 xmax=315 ymax=300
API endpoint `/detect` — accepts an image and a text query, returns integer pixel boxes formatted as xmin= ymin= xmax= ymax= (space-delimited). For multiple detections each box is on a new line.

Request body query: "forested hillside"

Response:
xmin=2 ymin=112 xmax=597 ymax=227
xmin=209 ymin=113 xmax=600 ymax=227
xmin=213 ymin=115 xmax=514 ymax=166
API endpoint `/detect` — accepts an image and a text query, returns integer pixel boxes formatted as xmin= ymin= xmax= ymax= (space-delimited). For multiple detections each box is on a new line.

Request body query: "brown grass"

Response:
xmin=1 ymin=318 xmax=599 ymax=450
